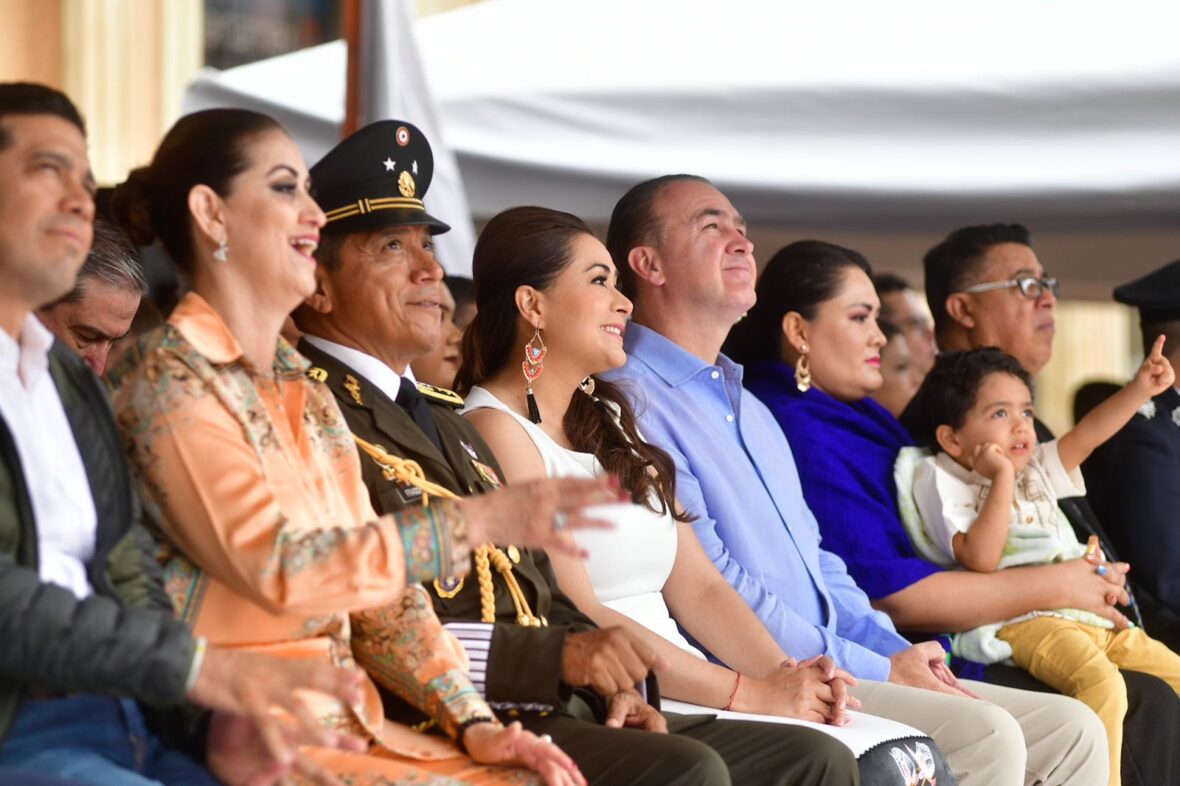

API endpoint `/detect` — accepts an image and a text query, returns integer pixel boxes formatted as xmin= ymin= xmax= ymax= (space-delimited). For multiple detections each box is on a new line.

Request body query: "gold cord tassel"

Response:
xmin=353 ymin=435 xmax=544 ymax=626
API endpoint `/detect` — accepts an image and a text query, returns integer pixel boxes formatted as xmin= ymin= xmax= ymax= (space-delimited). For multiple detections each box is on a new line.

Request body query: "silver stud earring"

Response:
xmin=213 ymin=240 xmax=229 ymax=263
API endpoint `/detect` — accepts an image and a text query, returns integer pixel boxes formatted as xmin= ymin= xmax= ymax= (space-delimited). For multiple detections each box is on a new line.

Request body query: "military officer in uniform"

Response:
xmin=292 ymin=120 xmax=859 ymax=786
xmin=1084 ymin=259 xmax=1180 ymax=644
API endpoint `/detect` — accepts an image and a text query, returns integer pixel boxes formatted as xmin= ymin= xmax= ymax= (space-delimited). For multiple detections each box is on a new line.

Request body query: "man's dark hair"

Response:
xmin=0 ymin=83 xmax=86 ymax=150
xmin=873 ymin=272 xmax=911 ymax=296
xmin=313 ymin=233 xmax=348 ymax=273
xmin=900 ymin=347 xmax=1034 ymax=452
xmin=878 ymin=317 xmax=902 ymax=343
xmin=922 ymin=224 xmax=1032 ymax=342
xmin=606 ymin=174 xmax=710 ymax=299
xmin=874 ymin=272 xmax=911 ymax=322
xmin=1073 ymin=380 xmax=1120 ymax=424
xmin=445 ymin=274 xmax=475 ymax=310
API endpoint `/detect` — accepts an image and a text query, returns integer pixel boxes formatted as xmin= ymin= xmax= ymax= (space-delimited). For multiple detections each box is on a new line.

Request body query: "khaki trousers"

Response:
xmin=854 ymin=677 xmax=1108 ymax=786
xmin=998 ymin=618 xmax=1180 ymax=786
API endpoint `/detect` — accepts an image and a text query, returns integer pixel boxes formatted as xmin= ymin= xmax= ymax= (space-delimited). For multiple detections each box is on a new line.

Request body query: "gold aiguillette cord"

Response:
xmin=353 ymin=435 xmax=545 ymax=626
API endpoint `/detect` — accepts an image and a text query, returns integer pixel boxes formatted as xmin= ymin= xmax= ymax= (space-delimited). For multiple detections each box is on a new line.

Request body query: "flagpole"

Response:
xmin=342 ymin=0 xmax=363 ymax=136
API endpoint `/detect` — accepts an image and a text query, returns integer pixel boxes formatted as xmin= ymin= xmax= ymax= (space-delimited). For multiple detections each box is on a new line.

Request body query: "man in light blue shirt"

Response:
xmin=601 ymin=174 xmax=1107 ymax=786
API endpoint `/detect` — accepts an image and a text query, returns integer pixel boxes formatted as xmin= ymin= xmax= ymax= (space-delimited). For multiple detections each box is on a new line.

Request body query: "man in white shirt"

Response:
xmin=0 ymin=82 xmax=364 ymax=786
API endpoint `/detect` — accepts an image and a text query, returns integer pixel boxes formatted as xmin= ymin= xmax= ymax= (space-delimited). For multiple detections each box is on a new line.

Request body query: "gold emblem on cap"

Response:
xmin=307 ymin=367 xmax=328 ymax=383
xmin=398 ymin=170 xmax=416 ymax=198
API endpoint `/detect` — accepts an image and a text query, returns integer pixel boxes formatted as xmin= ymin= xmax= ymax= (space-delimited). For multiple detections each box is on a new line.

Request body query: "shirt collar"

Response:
xmin=0 ymin=313 xmax=57 ymax=388
xmin=625 ymin=323 xmax=740 ymax=386
xmin=168 ymin=292 xmax=308 ymax=378
xmin=301 ymin=334 xmax=412 ymax=402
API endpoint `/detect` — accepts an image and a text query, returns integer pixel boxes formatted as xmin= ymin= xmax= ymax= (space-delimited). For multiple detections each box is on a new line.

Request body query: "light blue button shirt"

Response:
xmin=605 ymin=324 xmax=909 ymax=681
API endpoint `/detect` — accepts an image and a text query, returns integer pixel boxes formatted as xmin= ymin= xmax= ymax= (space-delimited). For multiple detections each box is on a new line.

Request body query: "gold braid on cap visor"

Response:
xmin=352 ymin=435 xmax=546 ymax=627
xmin=324 ymin=196 xmax=426 ymax=223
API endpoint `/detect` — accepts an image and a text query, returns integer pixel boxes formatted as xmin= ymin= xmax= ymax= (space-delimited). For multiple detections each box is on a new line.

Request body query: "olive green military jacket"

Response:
xmin=0 ymin=343 xmax=197 ymax=745
xmin=299 ymin=340 xmax=604 ymax=721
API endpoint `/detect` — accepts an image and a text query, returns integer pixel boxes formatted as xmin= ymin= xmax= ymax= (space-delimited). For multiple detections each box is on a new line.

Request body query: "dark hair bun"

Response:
xmin=110 ymin=167 xmax=157 ymax=246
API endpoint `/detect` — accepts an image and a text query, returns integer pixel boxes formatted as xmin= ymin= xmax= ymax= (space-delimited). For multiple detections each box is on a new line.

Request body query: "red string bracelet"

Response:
xmin=724 ymin=672 xmax=743 ymax=711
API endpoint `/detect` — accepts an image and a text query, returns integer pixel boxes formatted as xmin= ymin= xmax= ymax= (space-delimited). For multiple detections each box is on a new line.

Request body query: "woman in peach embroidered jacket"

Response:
xmin=110 ymin=109 xmax=592 ymax=786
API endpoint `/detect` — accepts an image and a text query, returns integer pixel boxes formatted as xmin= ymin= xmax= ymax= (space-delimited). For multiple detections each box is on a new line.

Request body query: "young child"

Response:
xmin=898 ymin=339 xmax=1180 ymax=786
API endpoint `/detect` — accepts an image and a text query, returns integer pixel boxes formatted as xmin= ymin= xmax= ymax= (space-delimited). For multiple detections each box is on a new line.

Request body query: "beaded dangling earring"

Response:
xmin=213 ymin=239 xmax=229 ymax=263
xmin=795 ymin=344 xmax=812 ymax=393
xmin=522 ymin=329 xmax=547 ymax=423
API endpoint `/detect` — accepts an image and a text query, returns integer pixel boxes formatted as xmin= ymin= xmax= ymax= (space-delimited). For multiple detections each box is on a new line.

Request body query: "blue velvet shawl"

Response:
xmin=743 ymin=360 xmax=944 ymax=601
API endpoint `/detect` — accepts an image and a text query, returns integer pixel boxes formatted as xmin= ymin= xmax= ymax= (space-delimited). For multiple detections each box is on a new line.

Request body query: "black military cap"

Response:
xmin=1113 ymin=259 xmax=1180 ymax=324
xmin=311 ymin=119 xmax=451 ymax=237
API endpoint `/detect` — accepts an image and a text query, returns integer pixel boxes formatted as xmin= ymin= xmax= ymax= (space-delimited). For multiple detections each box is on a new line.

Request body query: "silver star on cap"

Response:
xmin=383 ymin=158 xmax=396 ymax=172
xmin=412 ymin=160 xmax=418 ymax=175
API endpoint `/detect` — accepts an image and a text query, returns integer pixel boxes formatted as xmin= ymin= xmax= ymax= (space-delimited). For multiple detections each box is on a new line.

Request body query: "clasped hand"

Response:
xmin=888 ymin=641 xmax=980 ymax=699
xmin=560 ymin=627 xmax=665 ymax=697
xmin=748 ymin=655 xmax=860 ymax=726
xmin=1056 ymin=541 xmax=1132 ymax=629
xmin=560 ymin=628 xmax=668 ymax=733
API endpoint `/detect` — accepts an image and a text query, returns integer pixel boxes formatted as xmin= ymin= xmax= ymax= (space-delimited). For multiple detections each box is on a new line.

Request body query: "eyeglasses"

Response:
xmin=957 ymin=276 xmax=1060 ymax=300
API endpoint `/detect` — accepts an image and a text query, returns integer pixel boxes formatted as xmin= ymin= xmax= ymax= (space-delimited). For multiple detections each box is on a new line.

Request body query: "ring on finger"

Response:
xmin=535 ymin=733 xmax=553 ymax=746
xmin=552 ymin=511 xmax=568 ymax=532
xmin=1096 ymin=564 xmax=1109 ymax=577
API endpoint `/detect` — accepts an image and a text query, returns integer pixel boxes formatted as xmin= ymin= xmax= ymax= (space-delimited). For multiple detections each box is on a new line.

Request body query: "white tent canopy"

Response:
xmin=186 ymin=0 xmax=1180 ymax=234
xmin=185 ymin=0 xmax=1180 ymax=286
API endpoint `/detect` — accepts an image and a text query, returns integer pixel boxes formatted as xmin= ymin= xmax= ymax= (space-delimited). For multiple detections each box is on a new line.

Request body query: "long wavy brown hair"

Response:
xmin=455 ymin=206 xmax=691 ymax=522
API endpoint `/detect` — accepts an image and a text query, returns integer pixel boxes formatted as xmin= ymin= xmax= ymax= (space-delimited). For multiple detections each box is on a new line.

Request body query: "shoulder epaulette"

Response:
xmin=417 ymin=381 xmax=464 ymax=407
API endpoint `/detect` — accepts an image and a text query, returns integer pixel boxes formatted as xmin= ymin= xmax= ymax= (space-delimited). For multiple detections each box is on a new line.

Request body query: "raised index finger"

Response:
xmin=1151 ymin=334 xmax=1167 ymax=359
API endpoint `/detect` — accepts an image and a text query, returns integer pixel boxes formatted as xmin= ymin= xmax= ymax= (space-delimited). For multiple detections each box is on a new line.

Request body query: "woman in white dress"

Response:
xmin=454 ymin=206 xmax=956 ymax=784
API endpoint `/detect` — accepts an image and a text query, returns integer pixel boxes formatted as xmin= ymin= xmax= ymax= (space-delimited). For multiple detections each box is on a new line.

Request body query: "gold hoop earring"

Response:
xmin=795 ymin=347 xmax=811 ymax=393
xmin=522 ymin=329 xmax=547 ymax=423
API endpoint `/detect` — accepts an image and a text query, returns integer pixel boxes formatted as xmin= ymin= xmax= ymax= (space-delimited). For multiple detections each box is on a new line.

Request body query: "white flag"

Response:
xmin=358 ymin=0 xmax=476 ymax=275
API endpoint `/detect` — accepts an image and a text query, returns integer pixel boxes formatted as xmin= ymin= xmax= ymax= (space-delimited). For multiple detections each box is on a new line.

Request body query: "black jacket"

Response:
xmin=1082 ymin=389 xmax=1180 ymax=648
xmin=0 ymin=343 xmax=196 ymax=744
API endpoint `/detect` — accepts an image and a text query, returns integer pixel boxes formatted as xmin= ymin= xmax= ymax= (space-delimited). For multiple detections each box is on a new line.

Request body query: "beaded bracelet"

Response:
xmin=456 ymin=716 xmax=501 ymax=752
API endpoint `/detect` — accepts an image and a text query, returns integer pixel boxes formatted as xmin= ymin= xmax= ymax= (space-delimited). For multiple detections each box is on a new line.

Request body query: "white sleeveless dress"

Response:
xmin=462 ymin=386 xmax=932 ymax=759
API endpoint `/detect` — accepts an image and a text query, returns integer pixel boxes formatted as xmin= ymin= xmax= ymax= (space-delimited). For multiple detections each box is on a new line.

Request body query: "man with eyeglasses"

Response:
xmin=922 ymin=224 xmax=1058 ymax=375
xmin=915 ymin=222 xmax=1180 ymax=786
